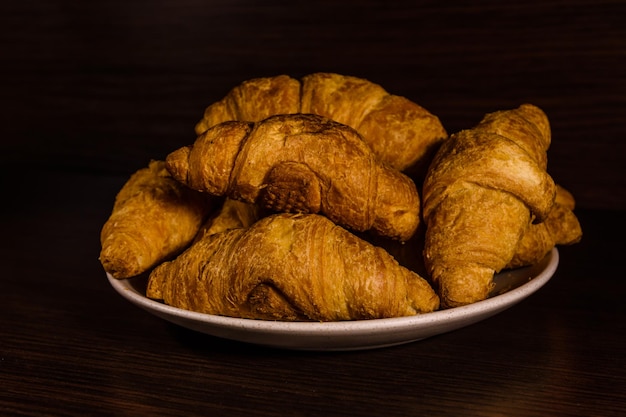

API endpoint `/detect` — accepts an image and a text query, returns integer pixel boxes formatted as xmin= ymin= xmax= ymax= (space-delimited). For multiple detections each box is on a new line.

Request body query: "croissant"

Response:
xmin=507 ymin=184 xmax=582 ymax=269
xmin=194 ymin=74 xmax=301 ymax=133
xmin=194 ymin=73 xmax=448 ymax=174
xmin=193 ymin=198 xmax=262 ymax=242
xmin=100 ymin=160 xmax=213 ymax=279
xmin=167 ymin=113 xmax=421 ymax=241
xmin=422 ymin=104 xmax=557 ymax=308
xmin=146 ymin=213 xmax=440 ymax=321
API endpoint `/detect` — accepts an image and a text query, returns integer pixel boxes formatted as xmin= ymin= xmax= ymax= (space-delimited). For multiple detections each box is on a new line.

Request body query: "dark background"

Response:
xmin=1 ymin=2 xmax=625 ymax=416
xmin=1 ymin=0 xmax=624 ymax=209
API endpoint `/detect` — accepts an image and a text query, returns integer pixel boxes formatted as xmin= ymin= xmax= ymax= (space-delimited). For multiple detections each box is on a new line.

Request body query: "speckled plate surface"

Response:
xmin=107 ymin=248 xmax=558 ymax=351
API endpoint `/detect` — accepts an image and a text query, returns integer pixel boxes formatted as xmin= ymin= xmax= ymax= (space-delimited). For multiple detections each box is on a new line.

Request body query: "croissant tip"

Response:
xmin=165 ymin=146 xmax=192 ymax=184
xmin=100 ymin=244 xmax=141 ymax=279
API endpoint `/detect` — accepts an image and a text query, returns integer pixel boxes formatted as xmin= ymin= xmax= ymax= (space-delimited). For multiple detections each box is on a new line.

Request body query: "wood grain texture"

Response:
xmin=0 ymin=171 xmax=625 ymax=416
xmin=0 ymin=2 xmax=625 ymax=414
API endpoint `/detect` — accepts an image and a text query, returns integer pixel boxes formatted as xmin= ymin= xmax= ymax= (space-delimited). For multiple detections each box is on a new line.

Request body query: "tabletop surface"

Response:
xmin=1 ymin=1 xmax=625 ymax=416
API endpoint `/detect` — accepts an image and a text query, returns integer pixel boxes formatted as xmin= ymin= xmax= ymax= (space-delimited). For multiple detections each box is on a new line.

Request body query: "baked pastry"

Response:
xmin=100 ymin=160 xmax=213 ymax=279
xmin=193 ymin=198 xmax=262 ymax=242
xmin=194 ymin=74 xmax=301 ymax=134
xmin=422 ymin=104 xmax=557 ymax=308
xmin=194 ymin=73 xmax=448 ymax=174
xmin=507 ymin=184 xmax=582 ymax=269
xmin=167 ymin=113 xmax=421 ymax=241
xmin=146 ymin=213 xmax=440 ymax=321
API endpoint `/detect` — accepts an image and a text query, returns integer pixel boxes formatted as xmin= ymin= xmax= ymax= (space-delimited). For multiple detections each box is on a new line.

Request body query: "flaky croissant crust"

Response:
xmin=167 ymin=113 xmax=421 ymax=241
xmin=147 ymin=213 xmax=439 ymax=321
xmin=422 ymin=104 xmax=557 ymax=308
xmin=100 ymin=160 xmax=212 ymax=279
xmin=194 ymin=73 xmax=448 ymax=173
xmin=507 ymin=184 xmax=582 ymax=269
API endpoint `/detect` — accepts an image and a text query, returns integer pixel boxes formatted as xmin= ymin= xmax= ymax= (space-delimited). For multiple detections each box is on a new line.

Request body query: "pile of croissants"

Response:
xmin=100 ymin=72 xmax=582 ymax=321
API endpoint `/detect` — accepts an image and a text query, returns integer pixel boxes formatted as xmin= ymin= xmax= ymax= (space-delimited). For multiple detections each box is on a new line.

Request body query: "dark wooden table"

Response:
xmin=1 ymin=1 xmax=625 ymax=416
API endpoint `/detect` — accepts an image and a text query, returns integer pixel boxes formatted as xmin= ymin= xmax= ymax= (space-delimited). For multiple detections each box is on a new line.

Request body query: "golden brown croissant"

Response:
xmin=422 ymin=104 xmax=557 ymax=308
xmin=193 ymin=198 xmax=262 ymax=242
xmin=507 ymin=184 xmax=582 ymax=269
xmin=100 ymin=160 xmax=213 ymax=279
xmin=194 ymin=75 xmax=301 ymax=133
xmin=146 ymin=213 xmax=440 ymax=321
xmin=194 ymin=73 xmax=447 ymax=173
xmin=167 ymin=113 xmax=421 ymax=241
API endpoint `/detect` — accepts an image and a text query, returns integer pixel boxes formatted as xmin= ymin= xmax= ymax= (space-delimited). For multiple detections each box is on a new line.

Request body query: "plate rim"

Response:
xmin=107 ymin=248 xmax=559 ymax=347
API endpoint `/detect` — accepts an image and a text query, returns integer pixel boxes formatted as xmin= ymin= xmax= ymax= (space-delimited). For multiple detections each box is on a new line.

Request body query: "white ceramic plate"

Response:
xmin=107 ymin=248 xmax=558 ymax=351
